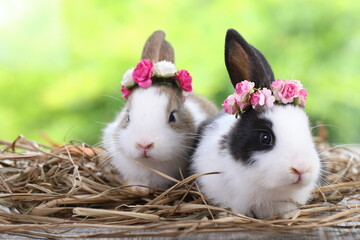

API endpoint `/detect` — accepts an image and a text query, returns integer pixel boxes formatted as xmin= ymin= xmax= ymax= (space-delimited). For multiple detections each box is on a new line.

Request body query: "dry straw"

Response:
xmin=0 ymin=134 xmax=359 ymax=238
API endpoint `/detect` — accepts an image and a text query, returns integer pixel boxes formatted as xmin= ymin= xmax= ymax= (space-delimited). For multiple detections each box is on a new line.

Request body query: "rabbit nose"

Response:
xmin=136 ymin=143 xmax=154 ymax=158
xmin=136 ymin=143 xmax=154 ymax=150
xmin=291 ymin=167 xmax=303 ymax=175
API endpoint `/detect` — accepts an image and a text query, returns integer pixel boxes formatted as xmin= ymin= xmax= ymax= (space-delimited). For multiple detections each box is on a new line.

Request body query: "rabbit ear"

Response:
xmin=141 ymin=30 xmax=175 ymax=63
xmin=159 ymin=38 xmax=175 ymax=63
xmin=225 ymin=29 xmax=274 ymax=88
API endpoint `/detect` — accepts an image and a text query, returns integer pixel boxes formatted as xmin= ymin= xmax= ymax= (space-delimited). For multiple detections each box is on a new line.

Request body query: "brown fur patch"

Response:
xmin=141 ymin=31 xmax=164 ymax=62
xmin=187 ymin=93 xmax=218 ymax=116
xmin=155 ymin=86 xmax=196 ymax=134
xmin=159 ymin=40 xmax=175 ymax=63
xmin=141 ymin=31 xmax=174 ymax=63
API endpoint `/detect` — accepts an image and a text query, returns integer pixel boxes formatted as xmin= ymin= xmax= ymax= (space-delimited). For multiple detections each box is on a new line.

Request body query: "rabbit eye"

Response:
xmin=259 ymin=132 xmax=273 ymax=146
xmin=125 ymin=115 xmax=130 ymax=123
xmin=168 ymin=111 xmax=176 ymax=123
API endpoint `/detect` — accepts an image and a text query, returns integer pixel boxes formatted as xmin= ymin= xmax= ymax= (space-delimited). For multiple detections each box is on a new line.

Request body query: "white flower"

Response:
xmin=121 ymin=68 xmax=135 ymax=87
xmin=153 ymin=60 xmax=176 ymax=77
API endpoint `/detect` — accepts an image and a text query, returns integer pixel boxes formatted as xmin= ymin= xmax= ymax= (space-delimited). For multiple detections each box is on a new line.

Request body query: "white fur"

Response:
xmin=103 ymin=87 xmax=216 ymax=189
xmin=184 ymin=99 xmax=208 ymax=128
xmin=192 ymin=105 xmax=320 ymax=218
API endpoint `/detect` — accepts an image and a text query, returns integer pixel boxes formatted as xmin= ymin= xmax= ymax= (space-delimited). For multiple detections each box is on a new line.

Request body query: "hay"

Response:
xmin=0 ymin=135 xmax=359 ymax=238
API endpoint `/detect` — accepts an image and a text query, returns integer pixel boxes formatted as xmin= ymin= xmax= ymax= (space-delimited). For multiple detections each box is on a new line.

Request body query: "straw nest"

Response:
xmin=0 ymin=134 xmax=359 ymax=238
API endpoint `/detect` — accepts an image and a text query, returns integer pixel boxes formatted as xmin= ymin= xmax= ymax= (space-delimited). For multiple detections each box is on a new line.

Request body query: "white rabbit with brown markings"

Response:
xmin=102 ymin=31 xmax=218 ymax=194
xmin=191 ymin=29 xmax=320 ymax=218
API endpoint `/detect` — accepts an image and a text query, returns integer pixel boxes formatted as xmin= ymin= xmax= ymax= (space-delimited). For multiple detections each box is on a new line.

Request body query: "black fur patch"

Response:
xmin=227 ymin=110 xmax=275 ymax=165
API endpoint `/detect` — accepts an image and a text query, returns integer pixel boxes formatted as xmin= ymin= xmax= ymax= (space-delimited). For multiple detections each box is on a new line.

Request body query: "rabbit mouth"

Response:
xmin=289 ymin=166 xmax=313 ymax=186
xmin=289 ymin=174 xmax=313 ymax=187
xmin=292 ymin=175 xmax=302 ymax=184
xmin=135 ymin=142 xmax=155 ymax=159
xmin=134 ymin=148 xmax=152 ymax=159
xmin=142 ymin=149 xmax=151 ymax=158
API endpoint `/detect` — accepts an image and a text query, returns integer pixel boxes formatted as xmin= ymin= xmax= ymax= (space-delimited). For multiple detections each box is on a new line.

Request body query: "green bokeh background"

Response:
xmin=1 ymin=0 xmax=359 ymax=145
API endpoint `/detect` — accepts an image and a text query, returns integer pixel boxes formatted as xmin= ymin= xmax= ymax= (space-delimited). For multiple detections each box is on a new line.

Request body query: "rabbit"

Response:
xmin=191 ymin=29 xmax=321 ymax=219
xmin=102 ymin=30 xmax=218 ymax=194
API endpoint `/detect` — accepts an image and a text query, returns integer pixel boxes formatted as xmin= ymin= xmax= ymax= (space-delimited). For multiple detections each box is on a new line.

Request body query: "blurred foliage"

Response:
xmin=0 ymin=0 xmax=359 ymax=145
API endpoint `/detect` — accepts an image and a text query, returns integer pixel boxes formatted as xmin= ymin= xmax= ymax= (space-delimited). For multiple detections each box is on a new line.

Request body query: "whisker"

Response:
xmin=311 ymin=124 xmax=337 ymax=130
xmin=318 ymin=144 xmax=360 ymax=155
xmin=94 ymin=121 xmax=109 ymax=127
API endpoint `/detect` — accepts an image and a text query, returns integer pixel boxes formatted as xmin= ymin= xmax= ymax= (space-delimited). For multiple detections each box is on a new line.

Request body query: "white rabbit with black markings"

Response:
xmin=102 ymin=31 xmax=218 ymax=194
xmin=191 ymin=29 xmax=320 ymax=218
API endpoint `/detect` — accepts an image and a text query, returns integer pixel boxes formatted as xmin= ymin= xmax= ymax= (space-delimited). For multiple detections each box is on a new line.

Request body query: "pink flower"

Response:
xmin=250 ymin=91 xmax=263 ymax=109
xmin=121 ymin=85 xmax=132 ymax=99
xmin=250 ymin=88 xmax=275 ymax=109
xmin=272 ymin=79 xmax=300 ymax=104
xmin=234 ymin=95 xmax=251 ymax=113
xmin=298 ymin=88 xmax=307 ymax=107
xmin=262 ymin=88 xmax=275 ymax=108
xmin=271 ymin=79 xmax=284 ymax=101
xmin=175 ymin=70 xmax=192 ymax=92
xmin=232 ymin=80 xmax=254 ymax=112
xmin=282 ymin=82 xmax=298 ymax=102
xmin=271 ymin=79 xmax=284 ymax=89
xmin=222 ymin=94 xmax=239 ymax=115
xmin=132 ymin=59 xmax=153 ymax=88
xmin=235 ymin=80 xmax=255 ymax=95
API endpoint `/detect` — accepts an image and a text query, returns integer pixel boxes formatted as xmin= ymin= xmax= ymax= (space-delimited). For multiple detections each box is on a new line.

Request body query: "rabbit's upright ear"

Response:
xmin=141 ymin=30 xmax=175 ymax=63
xmin=225 ymin=29 xmax=274 ymax=88
xmin=158 ymin=37 xmax=174 ymax=63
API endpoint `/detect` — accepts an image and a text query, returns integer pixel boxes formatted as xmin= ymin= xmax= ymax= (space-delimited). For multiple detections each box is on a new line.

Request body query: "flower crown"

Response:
xmin=120 ymin=59 xmax=193 ymax=99
xmin=222 ymin=79 xmax=308 ymax=117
